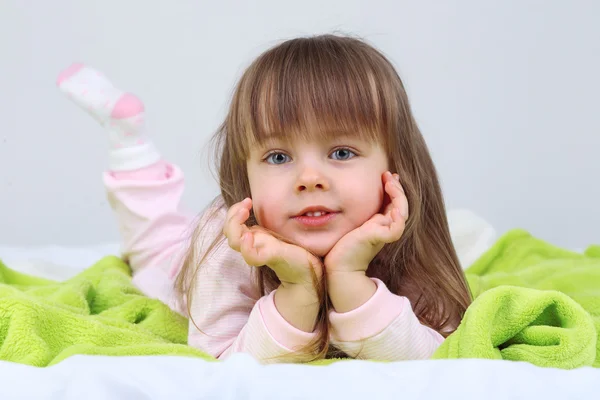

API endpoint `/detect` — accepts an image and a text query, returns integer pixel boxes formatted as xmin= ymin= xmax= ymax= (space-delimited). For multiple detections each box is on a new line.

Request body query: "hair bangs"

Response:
xmin=235 ymin=37 xmax=395 ymax=156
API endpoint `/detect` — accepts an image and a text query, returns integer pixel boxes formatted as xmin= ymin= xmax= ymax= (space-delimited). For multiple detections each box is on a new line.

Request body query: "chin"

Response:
xmin=303 ymin=242 xmax=335 ymax=258
xmin=283 ymin=231 xmax=342 ymax=258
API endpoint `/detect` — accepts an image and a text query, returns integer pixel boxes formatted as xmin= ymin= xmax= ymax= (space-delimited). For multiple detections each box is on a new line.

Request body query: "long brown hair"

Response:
xmin=175 ymin=33 xmax=472 ymax=361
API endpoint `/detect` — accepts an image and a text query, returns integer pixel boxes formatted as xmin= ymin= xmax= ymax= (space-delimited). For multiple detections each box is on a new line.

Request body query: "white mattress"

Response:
xmin=1 ymin=210 xmax=598 ymax=399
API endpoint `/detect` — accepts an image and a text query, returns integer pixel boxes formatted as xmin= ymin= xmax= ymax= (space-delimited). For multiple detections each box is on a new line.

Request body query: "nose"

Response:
xmin=295 ymin=165 xmax=330 ymax=193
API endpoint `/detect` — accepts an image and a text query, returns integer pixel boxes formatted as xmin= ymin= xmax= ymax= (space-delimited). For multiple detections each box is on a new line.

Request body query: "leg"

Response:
xmin=57 ymin=63 xmax=192 ymax=312
xmin=103 ymin=161 xmax=194 ymax=314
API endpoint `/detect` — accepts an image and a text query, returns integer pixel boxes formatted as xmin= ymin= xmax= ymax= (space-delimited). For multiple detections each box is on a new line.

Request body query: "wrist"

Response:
xmin=274 ymin=282 xmax=320 ymax=333
xmin=277 ymin=280 xmax=320 ymax=302
xmin=327 ymin=270 xmax=371 ymax=290
xmin=327 ymin=271 xmax=377 ymax=313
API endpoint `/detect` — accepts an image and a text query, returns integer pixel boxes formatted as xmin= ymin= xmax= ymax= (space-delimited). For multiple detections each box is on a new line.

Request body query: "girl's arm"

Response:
xmin=185 ymin=206 xmax=319 ymax=362
xmin=323 ymin=172 xmax=443 ymax=360
xmin=105 ymin=164 xmax=318 ymax=362
xmin=328 ymin=274 xmax=445 ymax=360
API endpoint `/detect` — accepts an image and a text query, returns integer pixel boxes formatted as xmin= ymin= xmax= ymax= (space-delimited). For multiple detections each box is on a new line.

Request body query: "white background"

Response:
xmin=1 ymin=0 xmax=598 ymax=248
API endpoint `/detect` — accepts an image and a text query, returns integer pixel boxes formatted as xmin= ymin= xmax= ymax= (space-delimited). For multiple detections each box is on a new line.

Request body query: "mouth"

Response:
xmin=294 ymin=206 xmax=337 ymax=217
xmin=292 ymin=206 xmax=339 ymax=227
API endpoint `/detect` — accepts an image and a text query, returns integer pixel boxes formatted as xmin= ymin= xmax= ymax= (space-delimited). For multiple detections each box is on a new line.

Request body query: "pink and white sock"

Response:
xmin=57 ymin=63 xmax=161 ymax=171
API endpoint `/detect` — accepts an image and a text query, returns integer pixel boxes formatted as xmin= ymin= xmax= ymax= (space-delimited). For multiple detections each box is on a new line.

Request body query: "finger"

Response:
xmin=382 ymin=172 xmax=405 ymax=208
xmin=380 ymin=171 xmax=397 ymax=215
xmin=239 ymin=232 xmax=258 ymax=265
xmin=385 ymin=180 xmax=409 ymax=219
xmin=390 ymin=206 xmax=407 ymax=237
xmin=385 ymin=174 xmax=405 ymax=196
xmin=360 ymin=213 xmax=392 ymax=245
xmin=224 ymin=198 xmax=252 ymax=251
xmin=382 ymin=194 xmax=394 ymax=216
xmin=383 ymin=171 xmax=402 ymax=189
xmin=392 ymin=173 xmax=404 ymax=191
xmin=239 ymin=231 xmax=266 ymax=266
xmin=368 ymin=213 xmax=393 ymax=226
xmin=224 ymin=198 xmax=252 ymax=232
xmin=373 ymin=208 xmax=406 ymax=243
xmin=241 ymin=229 xmax=281 ymax=267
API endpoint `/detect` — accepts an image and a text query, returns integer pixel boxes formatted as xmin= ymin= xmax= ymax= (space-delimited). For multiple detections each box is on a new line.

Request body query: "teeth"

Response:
xmin=305 ymin=211 xmax=328 ymax=217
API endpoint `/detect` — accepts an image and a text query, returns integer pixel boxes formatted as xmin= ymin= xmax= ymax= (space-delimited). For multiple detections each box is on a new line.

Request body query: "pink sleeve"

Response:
xmin=329 ymin=278 xmax=445 ymax=360
xmin=185 ymin=207 xmax=318 ymax=362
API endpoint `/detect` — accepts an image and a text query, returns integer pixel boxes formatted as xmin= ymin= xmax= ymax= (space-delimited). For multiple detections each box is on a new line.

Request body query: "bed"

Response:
xmin=0 ymin=210 xmax=598 ymax=399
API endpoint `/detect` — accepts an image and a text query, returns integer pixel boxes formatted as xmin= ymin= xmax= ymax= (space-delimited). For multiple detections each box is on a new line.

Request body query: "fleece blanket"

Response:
xmin=0 ymin=257 xmax=210 ymax=366
xmin=432 ymin=229 xmax=599 ymax=369
xmin=0 ymin=229 xmax=598 ymax=368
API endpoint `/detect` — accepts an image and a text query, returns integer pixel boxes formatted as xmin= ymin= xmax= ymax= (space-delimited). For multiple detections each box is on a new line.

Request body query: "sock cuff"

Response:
xmin=108 ymin=142 xmax=162 ymax=171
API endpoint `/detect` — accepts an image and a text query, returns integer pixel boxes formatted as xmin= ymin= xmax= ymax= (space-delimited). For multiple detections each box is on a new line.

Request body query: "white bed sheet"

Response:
xmin=0 ymin=353 xmax=598 ymax=400
xmin=0 ymin=210 xmax=598 ymax=399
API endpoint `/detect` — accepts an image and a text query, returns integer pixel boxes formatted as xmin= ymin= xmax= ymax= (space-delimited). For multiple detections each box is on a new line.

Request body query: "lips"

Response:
xmin=294 ymin=206 xmax=337 ymax=218
xmin=292 ymin=206 xmax=339 ymax=227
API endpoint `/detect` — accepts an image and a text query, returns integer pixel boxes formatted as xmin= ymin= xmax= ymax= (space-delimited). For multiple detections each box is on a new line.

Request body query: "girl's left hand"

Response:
xmin=324 ymin=171 xmax=409 ymax=276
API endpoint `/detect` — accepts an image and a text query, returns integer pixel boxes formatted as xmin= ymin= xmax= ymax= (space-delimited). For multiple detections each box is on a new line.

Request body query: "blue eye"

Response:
xmin=265 ymin=152 xmax=290 ymax=165
xmin=330 ymin=148 xmax=356 ymax=160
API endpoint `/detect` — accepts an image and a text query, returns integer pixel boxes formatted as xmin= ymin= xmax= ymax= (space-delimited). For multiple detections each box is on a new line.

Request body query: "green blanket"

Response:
xmin=0 ymin=229 xmax=598 ymax=369
xmin=432 ymin=229 xmax=600 ymax=369
xmin=0 ymin=256 xmax=211 ymax=366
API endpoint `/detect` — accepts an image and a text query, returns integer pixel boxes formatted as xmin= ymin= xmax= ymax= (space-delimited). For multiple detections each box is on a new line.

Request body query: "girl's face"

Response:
xmin=246 ymin=133 xmax=389 ymax=257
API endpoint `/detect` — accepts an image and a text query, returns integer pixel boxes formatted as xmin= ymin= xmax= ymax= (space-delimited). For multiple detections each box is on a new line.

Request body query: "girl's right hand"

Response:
xmin=223 ymin=198 xmax=323 ymax=287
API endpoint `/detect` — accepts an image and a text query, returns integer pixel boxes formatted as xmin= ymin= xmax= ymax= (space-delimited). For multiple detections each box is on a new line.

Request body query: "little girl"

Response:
xmin=57 ymin=34 xmax=472 ymax=363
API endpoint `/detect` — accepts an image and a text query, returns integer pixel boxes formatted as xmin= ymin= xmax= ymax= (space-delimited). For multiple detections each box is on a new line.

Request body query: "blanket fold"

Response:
xmin=433 ymin=230 xmax=599 ymax=369
xmin=0 ymin=256 xmax=211 ymax=366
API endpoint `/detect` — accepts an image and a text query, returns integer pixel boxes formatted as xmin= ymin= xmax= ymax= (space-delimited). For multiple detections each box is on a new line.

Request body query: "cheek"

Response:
xmin=250 ymin=192 xmax=283 ymax=229
xmin=344 ymin=174 xmax=385 ymax=223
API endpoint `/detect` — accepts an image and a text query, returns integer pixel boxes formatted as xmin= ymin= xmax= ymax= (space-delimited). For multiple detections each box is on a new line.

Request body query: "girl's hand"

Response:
xmin=324 ymin=171 xmax=408 ymax=277
xmin=223 ymin=198 xmax=323 ymax=287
